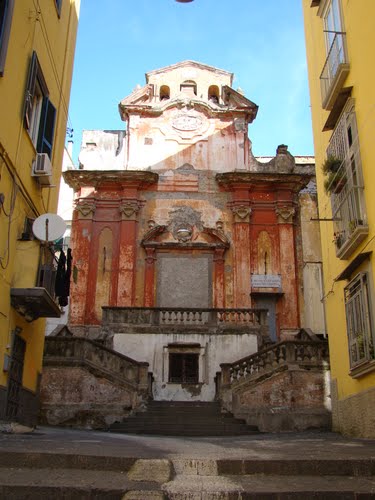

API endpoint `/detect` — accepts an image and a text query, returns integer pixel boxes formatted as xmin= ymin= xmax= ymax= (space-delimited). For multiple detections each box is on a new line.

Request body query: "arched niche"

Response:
xmin=95 ymin=227 xmax=113 ymax=320
xmin=208 ymin=85 xmax=220 ymax=104
xmin=160 ymin=85 xmax=170 ymax=101
xmin=257 ymin=231 xmax=273 ymax=275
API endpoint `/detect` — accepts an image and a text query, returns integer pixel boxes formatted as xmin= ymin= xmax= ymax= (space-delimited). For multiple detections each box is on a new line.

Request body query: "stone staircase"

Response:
xmin=108 ymin=401 xmax=258 ymax=436
xmin=1 ymin=439 xmax=375 ymax=499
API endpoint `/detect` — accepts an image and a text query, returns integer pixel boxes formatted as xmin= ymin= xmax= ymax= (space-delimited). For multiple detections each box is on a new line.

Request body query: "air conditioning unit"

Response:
xmin=32 ymin=153 xmax=53 ymax=185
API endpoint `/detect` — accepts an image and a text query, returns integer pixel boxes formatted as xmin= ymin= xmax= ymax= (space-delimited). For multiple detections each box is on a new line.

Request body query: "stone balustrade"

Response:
xmin=44 ymin=336 xmax=150 ymax=393
xmin=220 ymin=339 xmax=329 ymax=387
xmin=217 ymin=337 xmax=331 ymax=432
xmin=102 ymin=306 xmax=267 ymax=328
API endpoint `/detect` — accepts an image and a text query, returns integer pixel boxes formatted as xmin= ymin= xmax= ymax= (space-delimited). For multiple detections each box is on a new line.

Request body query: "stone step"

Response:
xmin=108 ymin=401 xmax=256 ymax=436
xmin=1 ymin=467 xmax=375 ymax=499
xmin=3 ymin=451 xmax=374 ymax=477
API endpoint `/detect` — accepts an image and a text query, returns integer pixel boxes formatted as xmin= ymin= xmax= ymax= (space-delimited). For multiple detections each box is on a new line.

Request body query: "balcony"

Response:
xmin=10 ymin=246 xmax=61 ymax=322
xmin=102 ymin=307 xmax=269 ymax=341
xmin=332 ymin=186 xmax=368 ymax=259
xmin=320 ymin=33 xmax=349 ymax=110
xmin=328 ymin=161 xmax=368 ymax=259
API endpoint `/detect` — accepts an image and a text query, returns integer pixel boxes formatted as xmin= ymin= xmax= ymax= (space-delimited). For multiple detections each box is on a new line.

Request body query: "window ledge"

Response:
xmin=350 ymin=359 xmax=375 ymax=379
xmin=336 ymin=226 xmax=369 ymax=260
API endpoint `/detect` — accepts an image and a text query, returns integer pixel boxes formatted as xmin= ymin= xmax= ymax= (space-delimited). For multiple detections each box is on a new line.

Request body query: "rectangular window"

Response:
xmin=169 ymin=353 xmax=199 ymax=384
xmin=345 ymin=273 xmax=375 ymax=370
xmin=24 ymin=52 xmax=56 ymax=159
xmin=0 ymin=0 xmax=14 ymax=76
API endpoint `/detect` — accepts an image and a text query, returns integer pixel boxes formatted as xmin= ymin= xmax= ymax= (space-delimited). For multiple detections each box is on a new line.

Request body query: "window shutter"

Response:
xmin=24 ymin=51 xmax=38 ymax=129
xmin=37 ymin=96 xmax=56 ymax=158
xmin=0 ymin=1 xmax=8 ymax=46
xmin=55 ymin=0 xmax=63 ymax=16
xmin=0 ymin=0 xmax=14 ymax=76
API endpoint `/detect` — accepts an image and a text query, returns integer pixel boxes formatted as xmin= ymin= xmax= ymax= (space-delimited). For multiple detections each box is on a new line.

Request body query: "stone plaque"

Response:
xmin=251 ymin=274 xmax=282 ymax=288
xmin=157 ymin=254 xmax=212 ymax=308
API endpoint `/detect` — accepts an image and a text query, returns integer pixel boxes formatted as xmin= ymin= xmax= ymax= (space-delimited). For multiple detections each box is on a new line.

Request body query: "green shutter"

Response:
xmin=37 ymin=96 xmax=56 ymax=158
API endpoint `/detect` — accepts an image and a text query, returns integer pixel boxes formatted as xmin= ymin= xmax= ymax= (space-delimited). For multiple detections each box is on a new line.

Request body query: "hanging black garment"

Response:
xmin=64 ymin=248 xmax=72 ymax=298
xmin=55 ymin=249 xmax=66 ymax=298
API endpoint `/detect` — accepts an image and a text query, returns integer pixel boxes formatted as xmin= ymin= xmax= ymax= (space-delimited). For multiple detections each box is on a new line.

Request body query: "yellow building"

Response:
xmin=303 ymin=0 xmax=375 ymax=437
xmin=0 ymin=0 xmax=80 ymax=428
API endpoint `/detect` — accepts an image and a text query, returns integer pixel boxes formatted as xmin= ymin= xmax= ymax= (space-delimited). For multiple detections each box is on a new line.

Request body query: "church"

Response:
xmin=41 ymin=61 xmax=330 ymax=431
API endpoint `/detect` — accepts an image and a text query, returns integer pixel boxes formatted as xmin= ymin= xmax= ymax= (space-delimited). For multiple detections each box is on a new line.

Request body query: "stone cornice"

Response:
xmin=120 ymin=97 xmax=257 ymax=121
xmin=63 ymin=170 xmax=159 ymax=191
xmin=216 ymin=172 xmax=311 ymax=193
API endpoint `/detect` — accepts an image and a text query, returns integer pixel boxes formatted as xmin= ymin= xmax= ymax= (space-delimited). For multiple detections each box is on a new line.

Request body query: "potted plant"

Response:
xmin=322 ymin=155 xmax=346 ymax=194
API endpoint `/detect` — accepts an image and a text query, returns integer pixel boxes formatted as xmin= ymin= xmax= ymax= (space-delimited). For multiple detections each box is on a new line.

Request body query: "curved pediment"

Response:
xmin=141 ymin=223 xmax=229 ymax=250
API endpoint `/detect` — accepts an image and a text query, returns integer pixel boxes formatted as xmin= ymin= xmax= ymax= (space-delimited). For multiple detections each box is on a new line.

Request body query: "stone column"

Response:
xmin=276 ymin=205 xmax=300 ymax=335
xmin=230 ymin=203 xmax=252 ymax=308
xmin=117 ymin=199 xmax=142 ymax=306
xmin=69 ymin=198 xmax=96 ymax=326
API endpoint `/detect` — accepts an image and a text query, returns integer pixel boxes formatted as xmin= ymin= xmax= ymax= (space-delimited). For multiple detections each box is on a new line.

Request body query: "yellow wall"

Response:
xmin=303 ymin=0 xmax=375 ymax=404
xmin=0 ymin=1 xmax=80 ymax=401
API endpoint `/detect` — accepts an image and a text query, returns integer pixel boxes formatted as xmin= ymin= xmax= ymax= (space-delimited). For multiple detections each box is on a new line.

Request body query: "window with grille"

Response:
xmin=327 ymin=100 xmax=367 ymax=256
xmin=169 ymin=352 xmax=199 ymax=384
xmin=345 ymin=273 xmax=375 ymax=370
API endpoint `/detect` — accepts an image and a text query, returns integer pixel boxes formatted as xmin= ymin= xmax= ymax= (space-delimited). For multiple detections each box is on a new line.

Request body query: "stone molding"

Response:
xmin=63 ymin=169 xmax=159 ymax=191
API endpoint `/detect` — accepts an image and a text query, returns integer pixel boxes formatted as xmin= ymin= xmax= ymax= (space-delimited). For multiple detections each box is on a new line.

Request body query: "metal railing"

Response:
xmin=320 ymin=33 xmax=348 ymax=106
xmin=326 ymin=103 xmax=367 ymax=254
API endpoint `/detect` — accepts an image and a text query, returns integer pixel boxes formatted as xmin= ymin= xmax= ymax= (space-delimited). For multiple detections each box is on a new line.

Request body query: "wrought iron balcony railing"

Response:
xmin=320 ymin=32 xmax=349 ymax=109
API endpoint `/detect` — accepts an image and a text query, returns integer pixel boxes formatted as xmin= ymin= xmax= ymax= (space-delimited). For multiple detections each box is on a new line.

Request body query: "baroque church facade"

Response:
xmin=41 ymin=61 xmax=329 ymax=429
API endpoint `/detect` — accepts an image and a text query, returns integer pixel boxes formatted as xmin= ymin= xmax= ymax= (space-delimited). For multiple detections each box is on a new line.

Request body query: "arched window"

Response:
xmin=159 ymin=85 xmax=170 ymax=101
xmin=180 ymin=80 xmax=197 ymax=96
xmin=208 ymin=85 xmax=220 ymax=104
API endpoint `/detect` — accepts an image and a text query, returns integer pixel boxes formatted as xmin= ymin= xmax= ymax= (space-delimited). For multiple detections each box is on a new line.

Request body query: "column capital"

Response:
xmin=230 ymin=204 xmax=252 ymax=223
xmin=119 ymin=200 xmax=144 ymax=221
xmin=275 ymin=205 xmax=296 ymax=224
xmin=75 ymin=201 xmax=96 ymax=220
xmin=144 ymin=247 xmax=157 ymax=264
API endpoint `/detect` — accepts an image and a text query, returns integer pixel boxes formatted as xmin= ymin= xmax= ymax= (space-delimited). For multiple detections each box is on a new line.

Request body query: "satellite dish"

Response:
xmin=32 ymin=213 xmax=66 ymax=242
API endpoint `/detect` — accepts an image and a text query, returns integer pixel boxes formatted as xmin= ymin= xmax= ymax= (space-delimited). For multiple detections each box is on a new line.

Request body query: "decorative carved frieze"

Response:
xmin=276 ymin=206 xmax=296 ymax=224
xmin=75 ymin=201 xmax=96 ymax=220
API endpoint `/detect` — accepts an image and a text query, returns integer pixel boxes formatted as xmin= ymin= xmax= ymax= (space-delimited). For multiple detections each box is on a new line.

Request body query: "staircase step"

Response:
xmin=1 ymin=467 xmax=375 ymax=499
xmin=108 ymin=401 xmax=257 ymax=436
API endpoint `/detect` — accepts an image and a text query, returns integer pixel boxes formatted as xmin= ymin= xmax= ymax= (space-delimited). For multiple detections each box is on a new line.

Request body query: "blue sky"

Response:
xmin=68 ymin=0 xmax=313 ymax=162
